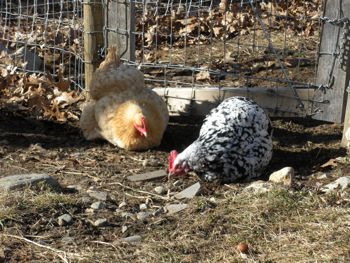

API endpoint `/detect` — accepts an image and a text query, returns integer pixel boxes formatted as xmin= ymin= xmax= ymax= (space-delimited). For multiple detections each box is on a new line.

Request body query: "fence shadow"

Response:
xmin=0 ymin=109 xmax=96 ymax=149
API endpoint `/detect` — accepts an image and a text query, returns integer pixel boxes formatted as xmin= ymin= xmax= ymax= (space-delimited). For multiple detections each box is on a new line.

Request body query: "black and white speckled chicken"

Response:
xmin=168 ymin=96 xmax=273 ymax=183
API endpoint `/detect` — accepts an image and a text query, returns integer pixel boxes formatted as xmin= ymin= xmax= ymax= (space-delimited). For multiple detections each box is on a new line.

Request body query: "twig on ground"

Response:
xmin=90 ymin=240 xmax=118 ymax=249
xmin=108 ymin=182 xmax=169 ymax=200
xmin=2 ymin=234 xmax=71 ymax=263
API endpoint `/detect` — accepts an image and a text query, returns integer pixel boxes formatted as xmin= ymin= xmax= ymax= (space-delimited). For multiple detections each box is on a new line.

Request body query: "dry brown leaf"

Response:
xmin=196 ymin=70 xmax=211 ymax=81
xmin=54 ymin=91 xmax=81 ymax=108
xmin=179 ymin=22 xmax=198 ymax=35
xmin=219 ymin=0 xmax=228 ymax=11
xmin=43 ymin=100 xmax=67 ymax=122
xmin=212 ymin=27 xmax=222 ymax=37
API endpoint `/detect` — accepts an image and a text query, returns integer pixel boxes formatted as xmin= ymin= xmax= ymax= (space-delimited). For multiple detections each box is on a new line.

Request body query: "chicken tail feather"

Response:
xmin=98 ymin=46 xmax=120 ymax=70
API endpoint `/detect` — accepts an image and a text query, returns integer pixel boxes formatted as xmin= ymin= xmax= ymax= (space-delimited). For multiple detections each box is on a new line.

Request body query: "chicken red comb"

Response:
xmin=168 ymin=150 xmax=178 ymax=171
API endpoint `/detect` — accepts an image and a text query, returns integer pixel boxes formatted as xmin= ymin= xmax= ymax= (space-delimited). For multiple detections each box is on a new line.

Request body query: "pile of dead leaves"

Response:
xmin=0 ymin=54 xmax=83 ymax=123
xmin=136 ymin=0 xmax=321 ymax=50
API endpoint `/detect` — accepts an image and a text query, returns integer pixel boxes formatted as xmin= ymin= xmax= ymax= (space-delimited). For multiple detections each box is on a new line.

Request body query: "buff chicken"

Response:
xmin=79 ymin=47 xmax=169 ymax=151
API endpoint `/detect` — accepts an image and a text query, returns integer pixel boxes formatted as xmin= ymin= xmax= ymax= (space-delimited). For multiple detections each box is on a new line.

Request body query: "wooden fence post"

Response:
xmin=313 ymin=0 xmax=350 ymax=124
xmin=106 ymin=0 xmax=135 ymax=61
xmin=83 ymin=0 xmax=104 ymax=93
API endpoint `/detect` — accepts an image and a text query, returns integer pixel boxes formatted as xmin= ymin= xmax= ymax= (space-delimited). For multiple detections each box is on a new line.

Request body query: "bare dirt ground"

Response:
xmin=1 ymin=2 xmax=349 ymax=262
xmin=0 ymin=109 xmax=349 ymax=263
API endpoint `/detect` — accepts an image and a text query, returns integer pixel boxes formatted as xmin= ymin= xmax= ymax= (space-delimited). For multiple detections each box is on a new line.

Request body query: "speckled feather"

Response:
xmin=175 ymin=96 xmax=273 ymax=183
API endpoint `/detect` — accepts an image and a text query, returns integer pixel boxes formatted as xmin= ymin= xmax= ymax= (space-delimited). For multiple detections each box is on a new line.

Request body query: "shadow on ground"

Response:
xmin=0 ymin=110 xmax=345 ymax=178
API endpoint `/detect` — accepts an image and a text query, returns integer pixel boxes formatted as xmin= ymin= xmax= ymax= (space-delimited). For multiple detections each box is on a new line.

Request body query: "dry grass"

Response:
xmin=0 ymin=115 xmax=348 ymax=262
xmin=133 ymin=189 xmax=350 ymax=263
xmin=1 ymin=186 xmax=349 ymax=262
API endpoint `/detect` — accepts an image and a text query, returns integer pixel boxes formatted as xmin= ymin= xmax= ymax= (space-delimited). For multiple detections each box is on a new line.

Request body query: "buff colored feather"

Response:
xmin=79 ymin=100 xmax=102 ymax=140
xmin=89 ymin=46 xmax=145 ymax=100
xmin=94 ymin=88 xmax=169 ymax=150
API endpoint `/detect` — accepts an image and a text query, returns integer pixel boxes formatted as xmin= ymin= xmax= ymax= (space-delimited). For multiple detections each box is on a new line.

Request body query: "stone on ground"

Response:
xmin=0 ymin=173 xmax=60 ymax=191
xmin=87 ymin=190 xmax=108 ymax=201
xmin=58 ymin=214 xmax=73 ymax=226
xmin=321 ymin=176 xmax=350 ymax=193
xmin=165 ymin=204 xmax=188 ymax=215
xmin=93 ymin=218 xmax=108 ymax=227
xmin=269 ymin=167 xmax=294 ymax=186
xmin=91 ymin=201 xmax=105 ymax=210
xmin=174 ymin=182 xmax=201 ymax=199
xmin=244 ymin=180 xmax=273 ymax=194
xmin=127 ymin=170 xmax=166 ymax=182
xmin=154 ymin=186 xmax=166 ymax=195
xmin=122 ymin=235 xmax=142 ymax=243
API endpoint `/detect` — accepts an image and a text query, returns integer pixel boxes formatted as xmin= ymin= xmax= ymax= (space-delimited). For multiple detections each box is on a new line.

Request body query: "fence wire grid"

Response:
xmin=104 ymin=0 xmax=323 ymax=116
xmin=1 ymin=0 xmax=325 ymax=116
xmin=135 ymin=0 xmax=320 ymax=84
xmin=0 ymin=0 xmax=84 ymax=89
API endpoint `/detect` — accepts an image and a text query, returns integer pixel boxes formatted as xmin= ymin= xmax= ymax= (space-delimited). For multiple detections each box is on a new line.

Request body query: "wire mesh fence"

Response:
xmin=133 ymin=0 xmax=320 ymax=85
xmin=0 ymin=0 xmax=84 ymax=89
xmin=104 ymin=0 xmax=323 ymax=116
xmin=0 ymin=0 xmax=325 ymax=117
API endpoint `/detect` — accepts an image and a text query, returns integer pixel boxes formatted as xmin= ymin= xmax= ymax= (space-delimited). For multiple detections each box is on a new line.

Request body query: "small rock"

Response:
xmin=61 ymin=237 xmax=75 ymax=244
xmin=154 ymin=186 xmax=166 ymax=195
xmin=139 ymin=203 xmax=147 ymax=211
xmin=321 ymin=176 xmax=350 ymax=193
xmin=93 ymin=218 xmax=108 ymax=227
xmin=175 ymin=182 xmax=201 ymax=199
xmin=127 ymin=169 xmax=166 ymax=182
xmin=269 ymin=167 xmax=294 ymax=186
xmin=122 ymin=225 xmax=128 ymax=233
xmin=0 ymin=173 xmax=60 ymax=191
xmin=122 ymin=235 xmax=142 ymax=243
xmin=317 ymin=173 xmax=328 ymax=180
xmin=121 ymin=212 xmax=136 ymax=220
xmin=58 ymin=214 xmax=73 ymax=226
xmin=165 ymin=204 xmax=188 ymax=215
xmin=85 ymin=208 xmax=94 ymax=213
xmin=91 ymin=201 xmax=105 ymax=210
xmin=87 ymin=191 xmax=107 ymax=201
xmin=136 ymin=212 xmax=149 ymax=222
xmin=244 ymin=180 xmax=272 ymax=194
xmin=119 ymin=201 xmax=127 ymax=208
xmin=209 ymin=197 xmax=217 ymax=205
